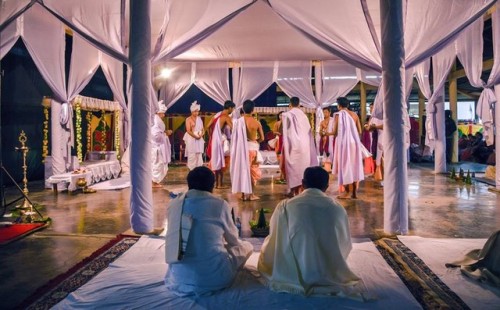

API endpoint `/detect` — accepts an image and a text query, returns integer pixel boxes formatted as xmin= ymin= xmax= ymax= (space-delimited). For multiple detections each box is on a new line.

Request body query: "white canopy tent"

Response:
xmin=0 ymin=0 xmax=498 ymax=235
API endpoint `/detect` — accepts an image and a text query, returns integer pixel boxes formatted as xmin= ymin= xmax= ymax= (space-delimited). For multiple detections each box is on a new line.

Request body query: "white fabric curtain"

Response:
xmin=232 ymin=61 xmax=275 ymax=107
xmin=276 ymin=61 xmax=316 ymax=107
xmin=456 ymin=18 xmax=498 ymax=146
xmin=157 ymin=62 xmax=194 ymax=109
xmin=67 ymin=34 xmax=100 ymax=101
xmin=22 ymin=4 xmax=70 ymax=174
xmin=0 ymin=17 xmax=20 ymax=60
xmin=316 ymin=60 xmax=358 ymax=105
xmin=268 ymin=0 xmax=495 ymax=70
xmin=423 ymin=45 xmax=456 ymax=173
xmin=41 ymin=0 xmax=127 ymax=63
xmin=152 ymin=0 xmax=254 ymax=62
xmin=101 ymin=52 xmax=129 ymax=151
xmin=0 ymin=0 xmax=32 ymax=31
xmin=193 ymin=62 xmax=231 ymax=105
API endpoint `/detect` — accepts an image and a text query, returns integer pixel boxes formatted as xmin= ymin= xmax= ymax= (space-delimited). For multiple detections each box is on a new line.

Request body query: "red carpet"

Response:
xmin=0 ymin=223 xmax=47 ymax=245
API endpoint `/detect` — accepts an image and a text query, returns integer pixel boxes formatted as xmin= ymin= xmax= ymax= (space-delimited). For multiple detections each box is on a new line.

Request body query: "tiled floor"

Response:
xmin=0 ymin=162 xmax=498 ymax=309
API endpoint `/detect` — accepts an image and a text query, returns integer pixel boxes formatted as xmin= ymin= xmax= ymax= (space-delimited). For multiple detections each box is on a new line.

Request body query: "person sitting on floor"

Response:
xmin=257 ymin=166 xmax=365 ymax=297
xmin=164 ymin=166 xmax=253 ymax=296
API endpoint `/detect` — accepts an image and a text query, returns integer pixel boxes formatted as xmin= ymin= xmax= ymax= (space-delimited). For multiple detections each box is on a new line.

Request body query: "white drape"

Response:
xmin=0 ymin=17 xmax=20 ymax=60
xmin=0 ymin=0 xmax=32 ymax=31
xmin=316 ymin=60 xmax=358 ymax=106
xmin=158 ymin=62 xmax=194 ymax=109
xmin=68 ymin=34 xmax=100 ymax=101
xmin=268 ymin=0 xmax=495 ymax=70
xmin=276 ymin=61 xmax=316 ymax=107
xmin=232 ymin=61 xmax=275 ymax=107
xmin=428 ymin=45 xmax=456 ymax=173
xmin=193 ymin=62 xmax=231 ymax=105
xmin=456 ymin=16 xmax=500 ymax=147
xmin=101 ymin=52 xmax=129 ymax=151
xmin=22 ymin=4 xmax=70 ymax=174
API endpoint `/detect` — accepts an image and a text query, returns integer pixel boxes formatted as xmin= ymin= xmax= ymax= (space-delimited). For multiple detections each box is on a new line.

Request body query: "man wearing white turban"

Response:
xmin=151 ymin=100 xmax=172 ymax=188
xmin=183 ymin=101 xmax=205 ymax=170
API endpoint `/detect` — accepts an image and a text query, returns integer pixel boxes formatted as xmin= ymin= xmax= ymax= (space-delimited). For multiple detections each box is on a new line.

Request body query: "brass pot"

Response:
xmin=76 ymin=177 xmax=87 ymax=188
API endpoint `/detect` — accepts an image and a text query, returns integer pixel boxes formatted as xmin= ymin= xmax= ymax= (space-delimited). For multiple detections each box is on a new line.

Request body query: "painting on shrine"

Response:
xmin=90 ymin=113 xmax=114 ymax=152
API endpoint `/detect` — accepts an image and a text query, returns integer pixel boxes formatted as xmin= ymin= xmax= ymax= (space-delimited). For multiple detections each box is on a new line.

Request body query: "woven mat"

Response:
xmin=20 ymin=235 xmax=140 ymax=309
xmin=375 ymin=238 xmax=470 ymax=310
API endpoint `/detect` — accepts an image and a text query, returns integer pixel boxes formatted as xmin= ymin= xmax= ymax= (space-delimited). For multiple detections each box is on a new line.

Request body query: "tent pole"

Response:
xmin=381 ymin=0 xmax=408 ymax=234
xmin=129 ymin=0 xmax=154 ymax=233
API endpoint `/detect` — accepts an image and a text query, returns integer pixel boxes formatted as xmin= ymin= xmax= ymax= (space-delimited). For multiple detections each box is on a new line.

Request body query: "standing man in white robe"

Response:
xmin=332 ymin=97 xmax=364 ymax=199
xmin=165 ymin=166 xmax=253 ymax=296
xmin=184 ymin=101 xmax=205 ymax=170
xmin=151 ymin=101 xmax=172 ymax=188
xmin=282 ymin=97 xmax=318 ymax=197
xmin=206 ymin=100 xmax=235 ymax=189
xmin=319 ymin=106 xmax=335 ymax=172
xmin=230 ymin=100 xmax=263 ymax=201
xmin=365 ymin=103 xmax=384 ymax=185
xmin=258 ymin=166 xmax=364 ymax=297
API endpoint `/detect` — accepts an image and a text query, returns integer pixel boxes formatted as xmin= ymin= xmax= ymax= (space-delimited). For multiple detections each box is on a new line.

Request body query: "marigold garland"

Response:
xmin=86 ymin=111 xmax=92 ymax=154
xmin=114 ymin=110 xmax=120 ymax=159
xmin=75 ymin=100 xmax=83 ymax=162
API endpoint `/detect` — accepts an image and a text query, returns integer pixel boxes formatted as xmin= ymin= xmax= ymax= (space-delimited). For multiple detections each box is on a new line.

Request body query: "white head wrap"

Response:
xmin=190 ymin=101 xmax=200 ymax=112
xmin=157 ymin=100 xmax=167 ymax=113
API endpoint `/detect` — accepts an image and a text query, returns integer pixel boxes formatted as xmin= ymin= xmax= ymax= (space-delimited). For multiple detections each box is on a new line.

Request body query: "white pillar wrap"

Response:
xmin=433 ymin=88 xmax=447 ymax=173
xmin=381 ymin=0 xmax=408 ymax=234
xmin=50 ymin=100 xmax=66 ymax=175
xmin=495 ymin=84 xmax=500 ymax=189
xmin=129 ymin=0 xmax=154 ymax=233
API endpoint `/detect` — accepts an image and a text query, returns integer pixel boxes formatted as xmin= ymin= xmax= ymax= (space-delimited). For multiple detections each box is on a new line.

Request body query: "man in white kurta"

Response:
xmin=332 ymin=97 xmax=364 ymax=199
xmin=165 ymin=166 xmax=253 ymax=296
xmin=151 ymin=101 xmax=172 ymax=187
xmin=183 ymin=101 xmax=205 ymax=170
xmin=282 ymin=97 xmax=318 ymax=197
xmin=258 ymin=166 xmax=363 ymax=297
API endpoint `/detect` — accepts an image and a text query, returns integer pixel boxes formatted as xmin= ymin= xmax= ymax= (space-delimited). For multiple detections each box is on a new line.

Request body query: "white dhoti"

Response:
xmin=184 ymin=116 xmax=205 ymax=171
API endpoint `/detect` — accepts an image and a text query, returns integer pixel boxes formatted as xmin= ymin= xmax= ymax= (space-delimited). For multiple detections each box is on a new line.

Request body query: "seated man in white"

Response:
xmin=164 ymin=166 xmax=253 ymax=296
xmin=258 ymin=166 xmax=364 ymax=297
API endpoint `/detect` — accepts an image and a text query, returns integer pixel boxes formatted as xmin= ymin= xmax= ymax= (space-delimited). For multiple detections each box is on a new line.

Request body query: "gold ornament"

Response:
xmin=42 ymin=106 xmax=49 ymax=162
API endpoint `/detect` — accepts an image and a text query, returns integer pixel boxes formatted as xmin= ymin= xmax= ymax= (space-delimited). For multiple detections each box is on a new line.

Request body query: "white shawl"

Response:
xmin=230 ymin=117 xmax=252 ymax=194
xmin=282 ymin=108 xmax=318 ymax=190
xmin=210 ymin=112 xmax=225 ymax=171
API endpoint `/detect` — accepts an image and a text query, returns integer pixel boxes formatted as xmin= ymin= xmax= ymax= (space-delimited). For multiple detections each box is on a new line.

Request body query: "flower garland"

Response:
xmin=75 ymin=100 xmax=83 ymax=162
xmin=114 ymin=110 xmax=120 ymax=159
xmin=86 ymin=111 xmax=92 ymax=154
xmin=42 ymin=106 xmax=49 ymax=162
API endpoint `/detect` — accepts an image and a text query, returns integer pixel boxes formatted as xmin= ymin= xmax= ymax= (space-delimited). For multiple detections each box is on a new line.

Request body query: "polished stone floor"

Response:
xmin=0 ymin=162 xmax=499 ymax=309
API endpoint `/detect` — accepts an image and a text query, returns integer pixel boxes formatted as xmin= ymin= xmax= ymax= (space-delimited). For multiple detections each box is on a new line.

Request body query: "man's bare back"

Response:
xmin=244 ymin=115 xmax=264 ymax=142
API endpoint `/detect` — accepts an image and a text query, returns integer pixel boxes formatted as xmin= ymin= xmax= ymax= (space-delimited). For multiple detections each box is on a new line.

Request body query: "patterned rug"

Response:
xmin=375 ymin=238 xmax=470 ymax=310
xmin=20 ymin=235 xmax=140 ymax=309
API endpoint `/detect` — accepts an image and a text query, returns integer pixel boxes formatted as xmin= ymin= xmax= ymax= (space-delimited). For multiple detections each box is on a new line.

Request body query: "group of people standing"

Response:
xmin=151 ymin=95 xmax=376 ymax=200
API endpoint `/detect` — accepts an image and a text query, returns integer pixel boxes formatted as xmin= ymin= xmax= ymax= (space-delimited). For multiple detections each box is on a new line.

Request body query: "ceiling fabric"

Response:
xmin=0 ymin=0 xmax=33 ymax=32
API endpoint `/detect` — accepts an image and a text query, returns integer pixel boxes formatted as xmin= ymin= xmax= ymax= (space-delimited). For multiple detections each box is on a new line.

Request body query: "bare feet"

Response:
xmin=215 ymin=185 xmax=230 ymax=189
xmin=152 ymin=182 xmax=163 ymax=188
xmin=336 ymin=193 xmax=350 ymax=199
xmin=249 ymin=194 xmax=260 ymax=201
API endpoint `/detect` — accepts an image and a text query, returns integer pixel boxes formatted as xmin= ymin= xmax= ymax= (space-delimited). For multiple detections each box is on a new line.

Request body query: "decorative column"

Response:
xmin=381 ymin=0 xmax=408 ymax=234
xmin=360 ymin=81 xmax=367 ymax=125
xmin=129 ymin=0 xmax=154 ymax=233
